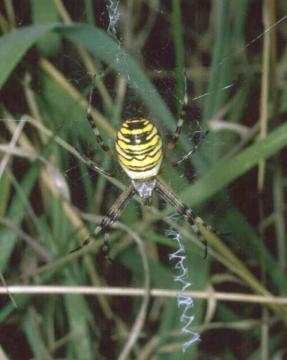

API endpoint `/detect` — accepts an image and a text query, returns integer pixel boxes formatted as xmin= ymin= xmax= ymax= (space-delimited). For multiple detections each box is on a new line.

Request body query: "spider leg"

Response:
xmin=166 ymin=94 xmax=189 ymax=150
xmin=165 ymin=73 xmax=208 ymax=165
xmin=72 ymin=149 xmax=117 ymax=177
xmin=74 ymin=77 xmax=117 ymax=177
xmin=71 ymin=185 xmax=135 ymax=254
xmin=86 ymin=78 xmax=113 ymax=157
xmin=61 ymin=137 xmax=116 ymax=177
xmin=156 ymin=180 xmax=216 ymax=258
xmin=172 ymin=128 xmax=209 ymax=167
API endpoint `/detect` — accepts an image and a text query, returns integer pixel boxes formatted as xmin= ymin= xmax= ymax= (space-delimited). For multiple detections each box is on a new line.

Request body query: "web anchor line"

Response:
xmin=106 ymin=0 xmax=120 ymax=39
xmin=166 ymin=228 xmax=200 ymax=352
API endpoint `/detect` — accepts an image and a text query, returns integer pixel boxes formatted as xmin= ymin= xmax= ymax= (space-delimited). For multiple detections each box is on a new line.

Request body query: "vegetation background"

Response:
xmin=1 ymin=0 xmax=287 ymax=359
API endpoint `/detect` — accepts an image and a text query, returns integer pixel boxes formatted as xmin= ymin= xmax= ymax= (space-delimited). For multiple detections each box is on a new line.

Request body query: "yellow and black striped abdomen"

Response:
xmin=116 ymin=118 xmax=163 ymax=180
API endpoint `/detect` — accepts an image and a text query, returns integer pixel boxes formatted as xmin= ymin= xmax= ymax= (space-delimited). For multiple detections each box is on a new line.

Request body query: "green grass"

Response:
xmin=0 ymin=1 xmax=287 ymax=359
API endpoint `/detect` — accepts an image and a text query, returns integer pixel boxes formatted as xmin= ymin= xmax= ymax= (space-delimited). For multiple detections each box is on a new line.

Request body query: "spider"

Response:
xmin=73 ymin=82 xmax=218 ymax=256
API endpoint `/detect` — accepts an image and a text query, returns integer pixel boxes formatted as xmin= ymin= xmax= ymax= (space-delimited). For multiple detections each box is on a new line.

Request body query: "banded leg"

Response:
xmin=86 ymin=79 xmax=113 ymax=156
xmin=172 ymin=127 xmax=209 ymax=166
xmin=166 ymin=76 xmax=208 ymax=164
xmin=156 ymin=180 xmax=215 ymax=258
xmin=71 ymin=185 xmax=135 ymax=253
xmin=71 ymin=148 xmax=116 ymax=177
xmin=167 ymin=93 xmax=189 ymax=150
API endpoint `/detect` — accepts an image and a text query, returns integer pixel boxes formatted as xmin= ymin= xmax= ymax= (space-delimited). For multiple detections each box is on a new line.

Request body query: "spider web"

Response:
xmin=60 ymin=1 xmax=287 ymax=174
xmin=56 ymin=0 xmax=287 ymax=271
xmin=58 ymin=1 xmax=286 ymax=353
xmin=5 ymin=1 xmax=283 ymax=267
xmin=1 ymin=1 xmax=287 ymax=357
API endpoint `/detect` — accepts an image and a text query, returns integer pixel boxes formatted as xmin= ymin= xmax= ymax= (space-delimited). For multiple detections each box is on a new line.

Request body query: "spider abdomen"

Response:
xmin=116 ymin=118 xmax=163 ymax=180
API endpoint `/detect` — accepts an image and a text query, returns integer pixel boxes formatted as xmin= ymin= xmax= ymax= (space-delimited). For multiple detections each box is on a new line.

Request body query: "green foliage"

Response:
xmin=1 ymin=1 xmax=287 ymax=359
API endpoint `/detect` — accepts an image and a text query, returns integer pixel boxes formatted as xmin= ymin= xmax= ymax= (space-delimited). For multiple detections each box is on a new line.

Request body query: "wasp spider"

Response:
xmin=75 ymin=84 xmax=215 ymax=256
